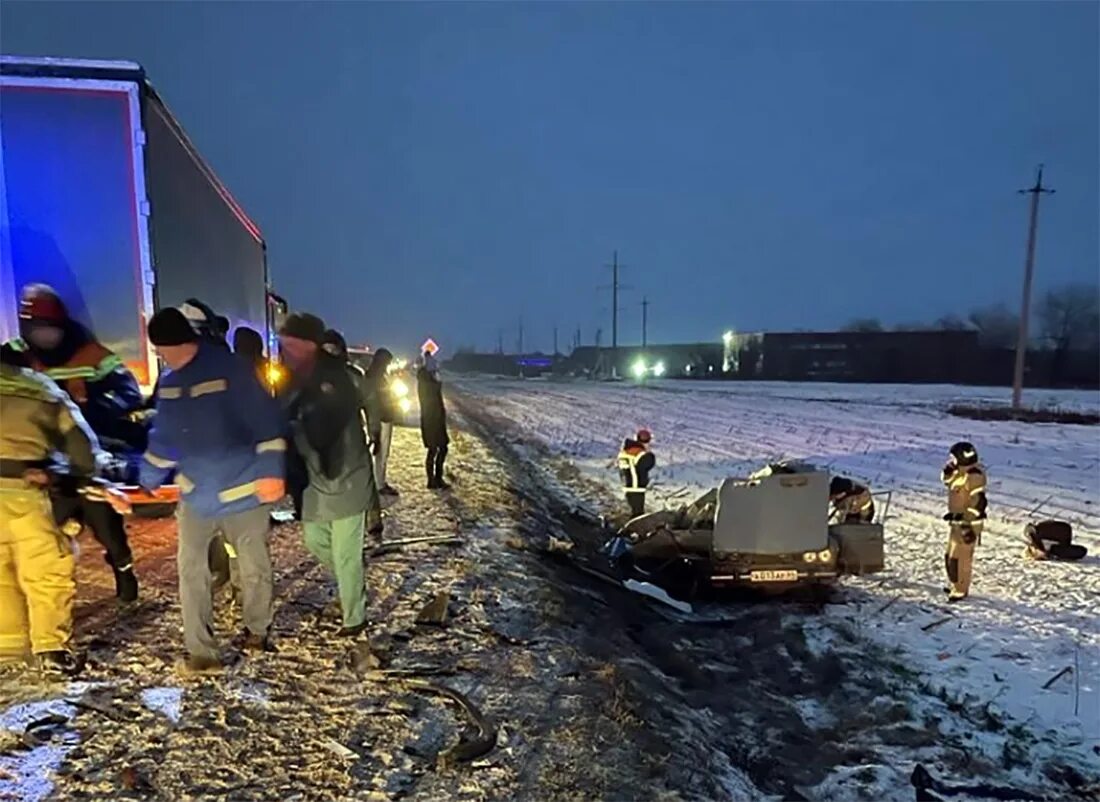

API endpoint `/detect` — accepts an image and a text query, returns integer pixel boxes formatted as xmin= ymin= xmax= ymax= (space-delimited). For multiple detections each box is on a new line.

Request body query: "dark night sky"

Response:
xmin=3 ymin=1 xmax=1097 ymax=355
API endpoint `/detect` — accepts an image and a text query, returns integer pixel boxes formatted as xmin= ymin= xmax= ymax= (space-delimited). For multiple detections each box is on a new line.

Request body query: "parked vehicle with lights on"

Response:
xmin=0 ymin=56 xmax=276 ymax=392
xmin=387 ymin=366 xmax=420 ymax=427
xmin=605 ymin=462 xmax=886 ymax=596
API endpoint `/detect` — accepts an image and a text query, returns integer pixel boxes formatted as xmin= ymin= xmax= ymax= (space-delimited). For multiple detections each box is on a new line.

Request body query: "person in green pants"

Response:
xmin=279 ymin=314 xmax=376 ymax=637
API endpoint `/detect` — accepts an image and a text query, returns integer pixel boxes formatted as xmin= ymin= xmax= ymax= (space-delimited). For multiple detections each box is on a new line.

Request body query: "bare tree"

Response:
xmin=1036 ymin=284 xmax=1100 ymax=352
xmin=968 ymin=304 xmax=1019 ymax=348
xmin=843 ymin=318 xmax=883 ymax=333
xmin=1036 ymin=283 xmax=1100 ymax=384
xmin=933 ymin=314 xmax=969 ymax=331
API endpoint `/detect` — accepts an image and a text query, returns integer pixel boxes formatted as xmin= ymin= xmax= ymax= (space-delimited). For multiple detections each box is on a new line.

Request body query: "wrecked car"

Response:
xmin=604 ymin=462 xmax=886 ymax=596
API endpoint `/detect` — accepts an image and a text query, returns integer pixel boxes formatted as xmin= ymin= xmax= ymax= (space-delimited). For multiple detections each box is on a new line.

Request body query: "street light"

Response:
xmin=632 ymin=359 xmax=647 ymax=379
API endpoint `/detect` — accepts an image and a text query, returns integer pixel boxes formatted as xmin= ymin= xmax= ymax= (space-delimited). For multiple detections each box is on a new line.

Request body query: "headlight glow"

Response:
xmin=802 ymin=552 xmax=817 ymax=563
xmin=391 ymin=379 xmax=409 ymax=398
xmin=653 ymin=362 xmax=666 ymax=377
xmin=265 ymin=361 xmax=285 ymax=387
xmin=632 ymin=359 xmax=647 ymax=378
xmin=398 ymin=398 xmax=412 ymax=414
xmin=818 ymin=548 xmax=833 ymax=562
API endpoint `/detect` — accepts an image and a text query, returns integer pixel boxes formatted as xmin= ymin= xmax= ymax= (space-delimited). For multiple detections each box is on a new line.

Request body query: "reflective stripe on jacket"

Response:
xmin=618 ymin=440 xmax=654 ymax=492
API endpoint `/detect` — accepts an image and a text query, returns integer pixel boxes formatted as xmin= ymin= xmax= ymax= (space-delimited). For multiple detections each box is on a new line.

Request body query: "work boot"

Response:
xmin=115 ymin=566 xmax=139 ymax=604
xmin=35 ymin=650 xmax=84 ymax=678
xmin=380 ymin=485 xmax=400 ymax=497
xmin=337 ymin=621 xmax=369 ymax=638
xmin=178 ymin=654 xmax=224 ymax=676
xmin=434 ymin=479 xmax=451 ymax=491
xmin=946 ymin=592 xmax=968 ymax=604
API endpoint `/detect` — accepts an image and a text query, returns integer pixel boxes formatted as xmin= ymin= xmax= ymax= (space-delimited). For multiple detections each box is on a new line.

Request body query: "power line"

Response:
xmin=641 ymin=296 xmax=649 ymax=349
xmin=1012 ymin=165 xmax=1055 ymax=410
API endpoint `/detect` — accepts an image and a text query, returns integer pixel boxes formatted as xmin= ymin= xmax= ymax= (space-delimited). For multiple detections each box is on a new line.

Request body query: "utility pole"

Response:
xmin=517 ymin=317 xmax=524 ymax=355
xmin=612 ymin=251 xmax=619 ymax=350
xmin=496 ymin=329 xmax=504 ymax=355
xmin=641 ymin=296 xmax=649 ymax=349
xmin=1012 ymin=165 xmax=1055 ymax=410
xmin=553 ymin=326 xmax=559 ymax=355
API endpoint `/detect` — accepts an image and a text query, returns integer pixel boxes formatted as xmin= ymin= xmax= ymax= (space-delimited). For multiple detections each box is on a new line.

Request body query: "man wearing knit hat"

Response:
xmin=281 ymin=315 xmax=374 ymax=638
xmin=141 ymin=307 xmax=286 ymax=673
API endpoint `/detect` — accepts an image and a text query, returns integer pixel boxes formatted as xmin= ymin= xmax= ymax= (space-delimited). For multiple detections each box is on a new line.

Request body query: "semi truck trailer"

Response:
xmin=0 ymin=55 xmax=274 ymax=390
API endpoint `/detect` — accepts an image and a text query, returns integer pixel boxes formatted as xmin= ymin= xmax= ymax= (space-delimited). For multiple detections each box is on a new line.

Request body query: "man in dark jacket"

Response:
xmin=322 ymin=330 xmax=383 ymax=534
xmin=282 ymin=315 xmax=374 ymax=637
xmin=9 ymin=284 xmax=141 ymax=603
xmin=362 ymin=348 xmax=398 ymax=496
xmin=618 ymin=429 xmax=655 ymax=517
xmin=417 ymin=353 xmax=450 ymax=490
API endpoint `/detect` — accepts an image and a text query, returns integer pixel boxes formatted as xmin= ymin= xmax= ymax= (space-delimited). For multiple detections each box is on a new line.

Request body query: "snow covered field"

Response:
xmin=455 ymin=377 xmax=1100 ymax=771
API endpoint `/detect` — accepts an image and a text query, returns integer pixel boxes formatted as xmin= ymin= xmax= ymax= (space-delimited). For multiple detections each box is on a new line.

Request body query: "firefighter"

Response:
xmin=0 ymin=343 xmax=103 ymax=675
xmin=942 ymin=441 xmax=987 ymax=603
xmin=10 ymin=284 xmax=141 ymax=603
xmin=829 ymin=477 xmax=875 ymax=524
xmin=618 ymin=429 xmax=656 ymax=518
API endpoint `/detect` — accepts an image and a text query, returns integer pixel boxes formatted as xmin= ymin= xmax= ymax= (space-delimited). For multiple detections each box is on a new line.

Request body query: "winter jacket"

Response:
xmin=417 ymin=368 xmax=449 ymax=449
xmin=943 ymin=463 xmax=987 ymax=525
xmin=140 ymin=342 xmax=285 ymax=518
xmin=618 ymin=439 xmax=655 ymax=492
xmin=0 ymin=363 xmax=98 ymax=478
xmin=361 ymin=370 xmax=397 ymax=438
xmin=8 ymin=332 xmax=146 ymax=454
xmin=288 ymin=354 xmax=375 ymax=523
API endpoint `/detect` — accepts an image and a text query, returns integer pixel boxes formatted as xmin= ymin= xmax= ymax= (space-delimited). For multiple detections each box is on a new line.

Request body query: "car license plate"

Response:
xmin=749 ymin=569 xmax=799 ymax=583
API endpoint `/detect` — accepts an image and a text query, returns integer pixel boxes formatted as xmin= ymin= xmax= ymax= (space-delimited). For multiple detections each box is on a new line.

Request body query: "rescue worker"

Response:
xmin=417 ymin=353 xmax=450 ymax=490
xmin=281 ymin=315 xmax=373 ymax=638
xmin=362 ymin=348 xmax=398 ymax=496
xmin=828 ymin=476 xmax=875 ymax=524
xmin=321 ymin=329 xmax=383 ymax=534
xmin=942 ymin=441 xmax=987 ymax=603
xmin=0 ymin=343 xmax=102 ymax=675
xmin=141 ymin=308 xmax=285 ymax=673
xmin=618 ymin=429 xmax=655 ymax=518
xmin=11 ymin=284 xmax=141 ymax=603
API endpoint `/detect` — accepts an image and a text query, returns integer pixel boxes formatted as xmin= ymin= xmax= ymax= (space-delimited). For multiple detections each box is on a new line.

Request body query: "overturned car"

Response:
xmin=603 ymin=463 xmax=886 ymax=597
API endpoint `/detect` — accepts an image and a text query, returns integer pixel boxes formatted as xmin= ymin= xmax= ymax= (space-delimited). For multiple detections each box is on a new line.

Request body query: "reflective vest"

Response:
xmin=618 ymin=447 xmax=647 ymax=493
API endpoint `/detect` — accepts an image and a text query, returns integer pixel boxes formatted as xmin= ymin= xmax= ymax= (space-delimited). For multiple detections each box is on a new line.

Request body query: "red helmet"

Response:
xmin=636 ymin=429 xmax=652 ymax=444
xmin=19 ymin=284 xmax=67 ymax=324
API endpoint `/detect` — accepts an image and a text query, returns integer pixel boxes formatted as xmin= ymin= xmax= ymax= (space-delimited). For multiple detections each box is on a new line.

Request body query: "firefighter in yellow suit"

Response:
xmin=942 ymin=441 xmax=987 ymax=603
xmin=0 ymin=344 xmax=99 ymax=675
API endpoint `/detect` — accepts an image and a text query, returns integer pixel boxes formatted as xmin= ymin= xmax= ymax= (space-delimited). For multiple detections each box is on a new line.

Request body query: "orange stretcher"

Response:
xmin=117 ymin=485 xmax=181 ymax=504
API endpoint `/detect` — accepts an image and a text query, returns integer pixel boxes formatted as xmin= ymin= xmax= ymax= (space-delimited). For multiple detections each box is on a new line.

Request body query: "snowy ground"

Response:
xmin=454 ymin=376 xmax=1100 ymax=793
xmin=2 ymin=381 xmax=1097 ymax=800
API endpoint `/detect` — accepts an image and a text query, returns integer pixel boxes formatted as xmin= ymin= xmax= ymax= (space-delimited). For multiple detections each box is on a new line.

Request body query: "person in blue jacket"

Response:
xmin=140 ymin=308 xmax=286 ymax=674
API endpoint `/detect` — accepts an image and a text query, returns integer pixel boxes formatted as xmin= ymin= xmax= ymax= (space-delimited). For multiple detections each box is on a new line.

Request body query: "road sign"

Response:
xmin=421 ymin=338 xmax=439 ymax=356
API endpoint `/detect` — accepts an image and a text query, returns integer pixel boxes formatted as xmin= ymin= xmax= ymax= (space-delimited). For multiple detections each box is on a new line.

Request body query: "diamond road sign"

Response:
xmin=421 ymin=338 xmax=439 ymax=356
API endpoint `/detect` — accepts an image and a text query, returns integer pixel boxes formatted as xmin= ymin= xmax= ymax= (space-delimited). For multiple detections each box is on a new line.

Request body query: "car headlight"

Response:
xmin=818 ymin=548 xmax=833 ymax=562
xmin=391 ymin=378 xmax=409 ymax=398
xmin=632 ymin=360 xmax=647 ymax=378
xmin=802 ymin=551 xmax=816 ymax=563
xmin=398 ymin=398 xmax=412 ymax=414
